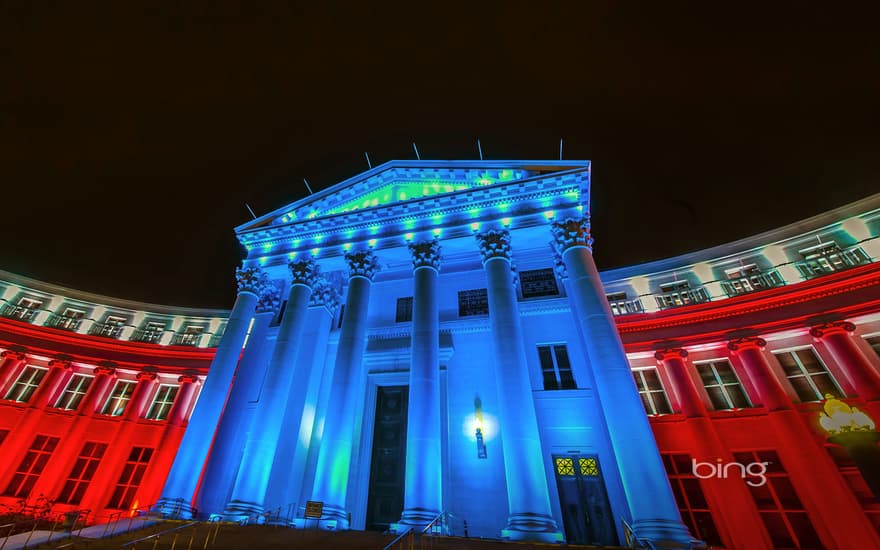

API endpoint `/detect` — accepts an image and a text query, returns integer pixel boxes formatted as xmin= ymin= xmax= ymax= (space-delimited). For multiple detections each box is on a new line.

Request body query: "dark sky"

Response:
xmin=2 ymin=3 xmax=879 ymax=308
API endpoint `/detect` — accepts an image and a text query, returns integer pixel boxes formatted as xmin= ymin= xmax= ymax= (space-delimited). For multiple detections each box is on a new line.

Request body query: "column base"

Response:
xmin=630 ymin=518 xmax=701 ymax=547
xmin=314 ymin=503 xmax=350 ymax=531
xmin=502 ymin=513 xmax=563 ymax=543
xmin=223 ymin=500 xmax=263 ymax=520
xmin=155 ymin=497 xmax=194 ymax=519
xmin=398 ymin=507 xmax=442 ymax=530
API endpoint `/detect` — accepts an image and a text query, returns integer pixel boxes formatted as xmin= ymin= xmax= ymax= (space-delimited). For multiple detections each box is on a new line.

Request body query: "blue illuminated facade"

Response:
xmin=158 ymin=160 xmax=697 ymax=546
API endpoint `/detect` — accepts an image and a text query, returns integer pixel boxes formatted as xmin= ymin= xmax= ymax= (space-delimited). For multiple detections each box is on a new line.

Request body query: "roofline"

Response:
xmin=234 ymin=159 xmax=591 ymax=233
xmin=600 ymin=191 xmax=880 ymax=281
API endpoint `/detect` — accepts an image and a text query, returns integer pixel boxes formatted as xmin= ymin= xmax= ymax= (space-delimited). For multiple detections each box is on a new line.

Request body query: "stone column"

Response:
xmin=729 ymin=337 xmax=880 ymax=548
xmin=78 ymin=369 xmax=158 ymax=513
xmin=551 ymin=217 xmax=692 ymax=545
xmin=158 ymin=266 xmax=266 ymax=516
xmin=399 ymin=239 xmax=443 ymax=528
xmin=226 ymin=259 xmax=320 ymax=516
xmin=197 ymin=283 xmax=281 ymax=515
xmin=654 ymin=348 xmax=769 ymax=549
xmin=31 ymin=357 xmax=73 ymax=409
xmin=0 ymin=348 xmax=27 ymax=396
xmin=810 ymin=321 xmax=880 ymax=402
xmin=311 ymin=249 xmax=379 ymax=529
xmin=168 ymin=374 xmax=201 ymax=426
xmin=475 ymin=230 xmax=560 ymax=542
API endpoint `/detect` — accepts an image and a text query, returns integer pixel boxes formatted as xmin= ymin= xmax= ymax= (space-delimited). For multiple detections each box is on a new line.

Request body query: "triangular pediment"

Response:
xmin=236 ymin=160 xmax=589 ymax=233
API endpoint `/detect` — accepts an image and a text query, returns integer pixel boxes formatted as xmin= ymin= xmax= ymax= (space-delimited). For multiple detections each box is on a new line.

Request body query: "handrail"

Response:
xmin=121 ymin=520 xmax=198 ymax=548
xmin=383 ymin=527 xmax=413 ymax=550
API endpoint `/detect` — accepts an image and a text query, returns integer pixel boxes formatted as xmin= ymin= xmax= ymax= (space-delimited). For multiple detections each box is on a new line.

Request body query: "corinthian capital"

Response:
xmin=550 ymin=217 xmax=593 ymax=252
xmin=289 ymin=259 xmax=320 ymax=287
xmin=409 ymin=238 xmax=441 ymax=271
xmin=256 ymin=282 xmax=282 ymax=314
xmin=309 ymin=277 xmax=342 ymax=315
xmin=345 ymin=250 xmax=380 ymax=280
xmin=475 ymin=230 xmax=512 ymax=263
xmin=235 ymin=266 xmax=267 ymax=295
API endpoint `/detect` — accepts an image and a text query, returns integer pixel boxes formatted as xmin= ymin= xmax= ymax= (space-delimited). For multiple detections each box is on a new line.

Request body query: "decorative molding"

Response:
xmin=345 ymin=250 xmax=380 ymax=280
xmin=727 ymin=337 xmax=767 ymax=352
xmin=256 ymin=283 xmax=282 ymax=314
xmin=309 ymin=277 xmax=342 ymax=315
xmin=810 ymin=320 xmax=856 ymax=338
xmin=551 ymin=217 xmax=593 ymax=252
xmin=476 ymin=230 xmax=512 ymax=262
xmin=235 ymin=266 xmax=266 ymax=295
xmin=289 ymin=259 xmax=320 ymax=287
xmin=654 ymin=348 xmax=689 ymax=361
xmin=409 ymin=238 xmax=441 ymax=271
xmin=178 ymin=373 xmax=200 ymax=384
xmin=136 ymin=371 xmax=158 ymax=382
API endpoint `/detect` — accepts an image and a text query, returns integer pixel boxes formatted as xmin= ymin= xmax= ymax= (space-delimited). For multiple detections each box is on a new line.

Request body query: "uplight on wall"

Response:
xmin=463 ymin=396 xmax=496 ymax=460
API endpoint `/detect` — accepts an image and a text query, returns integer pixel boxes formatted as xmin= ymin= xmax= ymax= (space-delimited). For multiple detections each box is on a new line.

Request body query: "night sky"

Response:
xmin=2 ymin=3 xmax=878 ymax=308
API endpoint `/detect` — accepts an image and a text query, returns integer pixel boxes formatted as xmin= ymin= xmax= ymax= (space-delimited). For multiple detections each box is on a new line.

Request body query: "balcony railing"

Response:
xmin=89 ymin=321 xmax=125 ymax=339
xmin=609 ymin=297 xmax=645 ymax=316
xmin=45 ymin=313 xmax=83 ymax=331
xmin=655 ymin=286 xmax=710 ymax=310
xmin=131 ymin=328 xmax=165 ymax=344
xmin=721 ymin=269 xmax=785 ymax=297
xmin=0 ymin=303 xmax=40 ymax=322
xmin=171 ymin=332 xmax=202 ymax=346
xmin=795 ymin=245 xmax=871 ymax=279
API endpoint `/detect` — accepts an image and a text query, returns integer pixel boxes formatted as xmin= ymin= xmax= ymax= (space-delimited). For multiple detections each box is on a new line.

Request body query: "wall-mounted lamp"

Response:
xmin=475 ymin=397 xmax=487 ymax=459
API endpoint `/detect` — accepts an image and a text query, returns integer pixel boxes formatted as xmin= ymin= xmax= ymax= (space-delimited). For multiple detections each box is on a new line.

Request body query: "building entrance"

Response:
xmin=553 ymin=454 xmax=618 ymax=546
xmin=365 ymin=386 xmax=409 ymax=531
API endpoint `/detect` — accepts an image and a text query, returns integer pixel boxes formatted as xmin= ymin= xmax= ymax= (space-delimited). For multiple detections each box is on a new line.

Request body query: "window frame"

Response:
xmin=4 ymin=365 xmax=48 ymax=403
xmin=102 ymin=379 xmax=136 ymax=416
xmin=773 ymin=346 xmax=844 ymax=402
xmin=693 ymin=359 xmax=753 ymax=411
xmin=632 ymin=367 xmax=673 ymax=415
xmin=537 ymin=343 xmax=577 ymax=390
xmin=55 ymin=373 xmax=95 ymax=411
xmin=144 ymin=384 xmax=179 ymax=421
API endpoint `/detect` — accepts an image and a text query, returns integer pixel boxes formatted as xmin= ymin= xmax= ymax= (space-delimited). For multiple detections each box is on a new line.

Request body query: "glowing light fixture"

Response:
xmin=311 ymin=248 xmax=320 ymax=256
xmin=343 ymin=243 xmax=352 ymax=251
xmin=404 ymin=233 xmax=414 ymax=241
xmin=470 ymin=222 xmax=481 ymax=231
xmin=544 ymin=210 xmax=556 ymax=220
xmin=368 ymin=238 xmax=378 ymax=248
xmin=501 ymin=217 xmax=512 ymax=227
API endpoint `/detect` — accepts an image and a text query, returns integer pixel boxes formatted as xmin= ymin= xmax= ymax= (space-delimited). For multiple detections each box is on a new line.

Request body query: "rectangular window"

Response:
xmin=865 ymin=335 xmax=880 ymax=359
xmin=694 ymin=360 xmax=752 ymax=410
xmin=395 ymin=297 xmax=413 ymax=323
xmin=145 ymin=385 xmax=179 ymax=421
xmin=57 ymin=441 xmax=107 ymax=505
xmin=734 ymin=450 xmax=822 ymax=548
xmin=102 ymin=380 xmax=136 ymax=416
xmin=3 ymin=435 xmax=60 ymax=498
xmin=4 ymin=365 xmax=47 ymax=403
xmin=458 ymin=289 xmax=489 ymax=317
xmin=55 ymin=374 xmax=94 ymax=411
xmin=537 ymin=344 xmax=576 ymax=390
xmin=661 ymin=453 xmax=723 ymax=547
xmin=519 ymin=268 xmax=559 ymax=299
xmin=107 ymin=447 xmax=154 ymax=510
xmin=607 ymin=292 xmax=644 ymax=316
xmin=633 ymin=368 xmax=673 ymax=415
xmin=774 ymin=348 xmax=843 ymax=402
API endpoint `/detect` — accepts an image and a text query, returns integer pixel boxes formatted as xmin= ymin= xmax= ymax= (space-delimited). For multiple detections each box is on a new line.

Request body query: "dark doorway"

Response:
xmin=553 ymin=454 xmax=619 ymax=546
xmin=365 ymin=385 xmax=408 ymax=531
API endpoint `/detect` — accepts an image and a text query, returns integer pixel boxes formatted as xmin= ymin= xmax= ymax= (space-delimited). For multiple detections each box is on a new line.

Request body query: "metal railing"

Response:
xmin=621 ymin=518 xmax=708 ymax=549
xmin=609 ymin=297 xmax=645 ymax=316
xmin=720 ymin=269 xmax=785 ymax=297
xmin=44 ymin=313 xmax=83 ymax=331
xmin=0 ymin=304 xmax=40 ymax=322
xmin=171 ymin=333 xmax=202 ymax=347
xmin=89 ymin=321 xmax=125 ymax=339
xmin=795 ymin=244 xmax=871 ymax=279
xmin=655 ymin=286 xmax=710 ymax=310
xmin=130 ymin=328 xmax=165 ymax=344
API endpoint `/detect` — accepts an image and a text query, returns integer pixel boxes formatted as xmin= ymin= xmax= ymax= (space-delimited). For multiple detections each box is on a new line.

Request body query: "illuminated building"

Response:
xmin=2 ymin=160 xmax=880 ymax=548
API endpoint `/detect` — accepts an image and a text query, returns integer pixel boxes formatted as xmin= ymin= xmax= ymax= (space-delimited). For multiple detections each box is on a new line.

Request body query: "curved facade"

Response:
xmin=1 ymin=160 xmax=879 ymax=548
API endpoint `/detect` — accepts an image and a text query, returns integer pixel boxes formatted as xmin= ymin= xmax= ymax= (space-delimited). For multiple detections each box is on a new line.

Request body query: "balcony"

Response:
xmin=655 ymin=286 xmax=710 ymax=310
xmin=45 ymin=313 xmax=83 ymax=331
xmin=608 ymin=296 xmax=645 ymax=316
xmin=131 ymin=327 xmax=165 ymax=344
xmin=0 ymin=303 xmax=40 ymax=322
xmin=721 ymin=269 xmax=785 ymax=297
xmin=89 ymin=320 xmax=125 ymax=339
xmin=171 ymin=332 xmax=202 ymax=346
xmin=795 ymin=244 xmax=871 ymax=280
